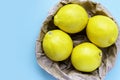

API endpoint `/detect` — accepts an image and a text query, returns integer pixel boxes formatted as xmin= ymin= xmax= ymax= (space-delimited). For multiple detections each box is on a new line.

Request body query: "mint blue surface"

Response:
xmin=0 ymin=0 xmax=119 ymax=80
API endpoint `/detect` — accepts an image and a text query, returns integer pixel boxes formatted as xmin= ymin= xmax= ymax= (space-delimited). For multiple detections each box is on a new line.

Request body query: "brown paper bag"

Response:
xmin=36 ymin=0 xmax=120 ymax=80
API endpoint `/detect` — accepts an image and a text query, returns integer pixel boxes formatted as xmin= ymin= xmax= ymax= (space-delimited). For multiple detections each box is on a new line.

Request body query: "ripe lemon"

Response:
xmin=42 ymin=30 xmax=73 ymax=61
xmin=54 ymin=4 xmax=88 ymax=33
xmin=86 ymin=15 xmax=118 ymax=47
xmin=71 ymin=42 xmax=102 ymax=72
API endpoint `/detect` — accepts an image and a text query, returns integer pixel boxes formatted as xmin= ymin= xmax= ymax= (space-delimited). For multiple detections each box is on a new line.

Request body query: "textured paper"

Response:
xmin=36 ymin=0 xmax=120 ymax=80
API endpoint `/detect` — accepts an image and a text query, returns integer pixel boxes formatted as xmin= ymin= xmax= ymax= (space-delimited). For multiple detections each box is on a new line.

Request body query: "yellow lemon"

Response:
xmin=54 ymin=4 xmax=88 ymax=33
xmin=71 ymin=42 xmax=102 ymax=72
xmin=86 ymin=15 xmax=118 ymax=47
xmin=43 ymin=30 xmax=73 ymax=61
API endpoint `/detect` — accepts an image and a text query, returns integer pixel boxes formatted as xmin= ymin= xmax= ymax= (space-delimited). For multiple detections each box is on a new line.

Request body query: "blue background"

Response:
xmin=0 ymin=0 xmax=120 ymax=80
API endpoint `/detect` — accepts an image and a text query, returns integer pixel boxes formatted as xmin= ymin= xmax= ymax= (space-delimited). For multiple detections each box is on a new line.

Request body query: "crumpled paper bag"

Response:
xmin=36 ymin=0 xmax=120 ymax=80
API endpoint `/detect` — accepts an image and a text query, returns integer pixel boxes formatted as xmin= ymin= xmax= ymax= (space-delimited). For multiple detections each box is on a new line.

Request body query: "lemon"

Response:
xmin=42 ymin=30 xmax=73 ymax=61
xmin=71 ymin=42 xmax=102 ymax=72
xmin=86 ymin=15 xmax=118 ymax=47
xmin=54 ymin=4 xmax=88 ymax=33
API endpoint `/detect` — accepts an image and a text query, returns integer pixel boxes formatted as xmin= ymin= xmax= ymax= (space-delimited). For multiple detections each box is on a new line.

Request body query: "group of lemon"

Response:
xmin=42 ymin=4 xmax=118 ymax=72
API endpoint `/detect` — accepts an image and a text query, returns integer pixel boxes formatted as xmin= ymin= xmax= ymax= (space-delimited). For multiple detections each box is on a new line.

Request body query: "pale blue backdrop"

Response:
xmin=0 ymin=0 xmax=120 ymax=80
